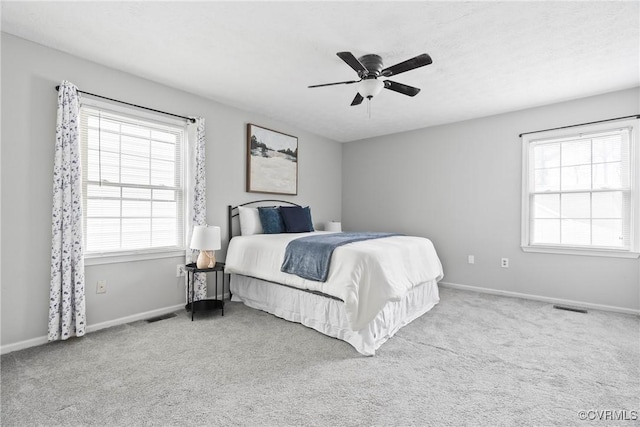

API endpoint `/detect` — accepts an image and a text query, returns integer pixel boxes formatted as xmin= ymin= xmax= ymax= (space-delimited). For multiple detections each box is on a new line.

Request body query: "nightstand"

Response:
xmin=184 ymin=262 xmax=225 ymax=321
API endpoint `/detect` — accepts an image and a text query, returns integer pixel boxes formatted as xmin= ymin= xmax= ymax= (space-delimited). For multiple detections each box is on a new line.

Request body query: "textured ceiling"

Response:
xmin=2 ymin=1 xmax=639 ymax=142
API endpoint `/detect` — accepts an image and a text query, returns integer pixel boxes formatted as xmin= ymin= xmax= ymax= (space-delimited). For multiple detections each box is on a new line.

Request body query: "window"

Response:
xmin=80 ymin=99 xmax=187 ymax=263
xmin=521 ymin=118 xmax=640 ymax=258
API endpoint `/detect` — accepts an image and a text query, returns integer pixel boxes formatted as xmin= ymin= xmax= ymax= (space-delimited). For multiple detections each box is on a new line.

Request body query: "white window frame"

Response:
xmin=80 ymin=97 xmax=189 ymax=265
xmin=521 ymin=118 xmax=640 ymax=258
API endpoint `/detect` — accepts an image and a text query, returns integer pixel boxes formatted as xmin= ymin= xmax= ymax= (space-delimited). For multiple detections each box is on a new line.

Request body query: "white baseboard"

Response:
xmin=1 ymin=303 xmax=185 ymax=356
xmin=85 ymin=303 xmax=185 ymax=334
xmin=439 ymin=281 xmax=640 ymax=316
xmin=0 ymin=335 xmax=50 ymax=356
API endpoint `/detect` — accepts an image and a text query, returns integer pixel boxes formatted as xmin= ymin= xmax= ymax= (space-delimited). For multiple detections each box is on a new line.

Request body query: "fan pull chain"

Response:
xmin=367 ymin=98 xmax=371 ymax=119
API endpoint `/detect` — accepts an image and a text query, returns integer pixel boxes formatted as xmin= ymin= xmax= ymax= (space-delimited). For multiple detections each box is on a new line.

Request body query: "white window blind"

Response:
xmin=521 ymin=118 xmax=640 ymax=257
xmin=80 ymin=104 xmax=186 ymax=256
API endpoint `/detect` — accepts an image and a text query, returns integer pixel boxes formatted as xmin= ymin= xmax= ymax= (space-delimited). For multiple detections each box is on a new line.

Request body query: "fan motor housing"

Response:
xmin=358 ymin=54 xmax=383 ymax=77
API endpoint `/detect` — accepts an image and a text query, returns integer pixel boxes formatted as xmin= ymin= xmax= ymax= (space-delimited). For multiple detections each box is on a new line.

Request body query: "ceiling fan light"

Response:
xmin=359 ymin=79 xmax=384 ymax=99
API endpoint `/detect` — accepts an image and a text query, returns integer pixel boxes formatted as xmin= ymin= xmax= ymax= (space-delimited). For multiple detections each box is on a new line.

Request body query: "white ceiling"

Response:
xmin=2 ymin=1 xmax=639 ymax=142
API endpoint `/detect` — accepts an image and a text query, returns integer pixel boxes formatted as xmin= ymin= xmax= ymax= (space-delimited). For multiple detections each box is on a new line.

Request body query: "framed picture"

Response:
xmin=246 ymin=123 xmax=298 ymax=195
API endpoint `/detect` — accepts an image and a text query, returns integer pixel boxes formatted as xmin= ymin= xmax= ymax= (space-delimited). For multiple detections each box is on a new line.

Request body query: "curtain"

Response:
xmin=48 ymin=80 xmax=86 ymax=341
xmin=187 ymin=117 xmax=207 ymax=301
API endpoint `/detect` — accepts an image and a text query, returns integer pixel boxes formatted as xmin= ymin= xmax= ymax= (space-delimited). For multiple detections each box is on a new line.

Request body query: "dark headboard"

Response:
xmin=227 ymin=200 xmax=302 ymax=247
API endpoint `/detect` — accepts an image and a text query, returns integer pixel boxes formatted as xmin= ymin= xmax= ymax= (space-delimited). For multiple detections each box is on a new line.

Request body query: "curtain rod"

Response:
xmin=55 ymin=85 xmax=196 ymax=123
xmin=519 ymin=114 xmax=640 ymax=138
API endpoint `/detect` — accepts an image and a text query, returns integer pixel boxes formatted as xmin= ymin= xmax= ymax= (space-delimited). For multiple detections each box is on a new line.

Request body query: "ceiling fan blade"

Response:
xmin=337 ymin=52 xmax=368 ymax=75
xmin=384 ymin=80 xmax=421 ymax=97
xmin=350 ymin=93 xmax=364 ymax=106
xmin=308 ymin=80 xmax=360 ymax=88
xmin=381 ymin=53 xmax=432 ymax=77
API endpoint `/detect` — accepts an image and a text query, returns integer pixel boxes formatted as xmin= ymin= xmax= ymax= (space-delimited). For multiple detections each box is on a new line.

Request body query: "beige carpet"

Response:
xmin=2 ymin=287 xmax=638 ymax=426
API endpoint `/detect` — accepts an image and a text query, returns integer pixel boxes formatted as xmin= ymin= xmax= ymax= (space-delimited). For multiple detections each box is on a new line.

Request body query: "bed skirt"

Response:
xmin=230 ymin=273 xmax=440 ymax=356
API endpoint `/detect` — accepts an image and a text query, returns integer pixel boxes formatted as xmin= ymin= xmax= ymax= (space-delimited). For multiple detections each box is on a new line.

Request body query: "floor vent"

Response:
xmin=146 ymin=313 xmax=177 ymax=323
xmin=553 ymin=305 xmax=588 ymax=314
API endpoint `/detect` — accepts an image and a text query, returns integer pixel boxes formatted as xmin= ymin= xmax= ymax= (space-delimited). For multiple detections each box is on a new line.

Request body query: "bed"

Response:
xmin=224 ymin=200 xmax=444 ymax=355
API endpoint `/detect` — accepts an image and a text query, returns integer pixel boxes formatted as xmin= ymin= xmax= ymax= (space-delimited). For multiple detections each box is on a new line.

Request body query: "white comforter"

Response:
xmin=225 ymin=232 xmax=444 ymax=331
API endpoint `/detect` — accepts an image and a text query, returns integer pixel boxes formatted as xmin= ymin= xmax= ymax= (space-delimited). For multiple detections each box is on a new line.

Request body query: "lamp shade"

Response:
xmin=190 ymin=225 xmax=221 ymax=250
xmin=325 ymin=221 xmax=342 ymax=232
xmin=359 ymin=79 xmax=384 ymax=99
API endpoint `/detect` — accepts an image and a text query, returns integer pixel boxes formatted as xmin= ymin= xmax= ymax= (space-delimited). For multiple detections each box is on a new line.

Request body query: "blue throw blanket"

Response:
xmin=281 ymin=232 xmax=400 ymax=282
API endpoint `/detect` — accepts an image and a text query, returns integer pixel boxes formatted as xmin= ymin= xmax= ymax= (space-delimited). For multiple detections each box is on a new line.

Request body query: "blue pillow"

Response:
xmin=302 ymin=207 xmax=314 ymax=232
xmin=280 ymin=206 xmax=314 ymax=233
xmin=258 ymin=207 xmax=285 ymax=234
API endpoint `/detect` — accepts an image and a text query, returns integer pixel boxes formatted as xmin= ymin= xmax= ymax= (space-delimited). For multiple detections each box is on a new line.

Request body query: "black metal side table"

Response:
xmin=185 ymin=262 xmax=225 ymax=321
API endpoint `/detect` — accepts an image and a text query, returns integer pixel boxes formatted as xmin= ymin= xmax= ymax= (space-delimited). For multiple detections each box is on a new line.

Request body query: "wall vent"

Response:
xmin=553 ymin=305 xmax=588 ymax=314
xmin=145 ymin=313 xmax=177 ymax=323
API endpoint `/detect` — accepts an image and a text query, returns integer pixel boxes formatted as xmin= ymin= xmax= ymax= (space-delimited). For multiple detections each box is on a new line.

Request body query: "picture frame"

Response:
xmin=246 ymin=123 xmax=298 ymax=195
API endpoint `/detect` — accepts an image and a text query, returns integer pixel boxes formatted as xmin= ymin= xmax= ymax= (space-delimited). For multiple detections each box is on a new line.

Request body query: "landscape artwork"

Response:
xmin=246 ymin=124 xmax=298 ymax=195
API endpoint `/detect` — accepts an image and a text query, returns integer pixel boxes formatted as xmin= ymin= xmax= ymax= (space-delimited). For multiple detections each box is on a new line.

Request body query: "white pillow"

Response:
xmin=238 ymin=206 xmax=263 ymax=235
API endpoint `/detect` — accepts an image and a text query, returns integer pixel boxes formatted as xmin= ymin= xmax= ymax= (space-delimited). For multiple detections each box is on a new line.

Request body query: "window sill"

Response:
xmin=85 ymin=248 xmax=186 ymax=266
xmin=521 ymin=245 xmax=639 ymax=259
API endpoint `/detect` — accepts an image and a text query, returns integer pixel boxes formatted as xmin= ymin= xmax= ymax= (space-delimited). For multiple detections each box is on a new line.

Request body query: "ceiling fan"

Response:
xmin=309 ymin=51 xmax=433 ymax=106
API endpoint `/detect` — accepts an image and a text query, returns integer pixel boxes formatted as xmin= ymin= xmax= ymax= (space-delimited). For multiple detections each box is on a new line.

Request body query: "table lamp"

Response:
xmin=190 ymin=225 xmax=221 ymax=268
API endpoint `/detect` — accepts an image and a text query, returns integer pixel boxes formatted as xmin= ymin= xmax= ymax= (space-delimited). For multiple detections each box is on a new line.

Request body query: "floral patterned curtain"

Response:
xmin=48 ymin=80 xmax=86 ymax=341
xmin=187 ymin=117 xmax=207 ymax=301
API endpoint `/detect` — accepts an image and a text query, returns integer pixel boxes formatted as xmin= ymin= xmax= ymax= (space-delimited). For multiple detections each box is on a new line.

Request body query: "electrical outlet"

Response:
xmin=501 ymin=258 xmax=509 ymax=268
xmin=96 ymin=280 xmax=107 ymax=294
xmin=176 ymin=264 xmax=185 ymax=277
xmin=468 ymin=255 xmax=475 ymax=264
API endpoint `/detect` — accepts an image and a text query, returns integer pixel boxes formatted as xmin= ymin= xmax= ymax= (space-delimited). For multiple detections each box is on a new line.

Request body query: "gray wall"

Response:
xmin=1 ymin=34 xmax=342 ymax=349
xmin=343 ymin=87 xmax=640 ymax=312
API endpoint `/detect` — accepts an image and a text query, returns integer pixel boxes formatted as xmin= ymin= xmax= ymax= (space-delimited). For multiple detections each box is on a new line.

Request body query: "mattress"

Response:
xmin=225 ymin=232 xmax=444 ymax=330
